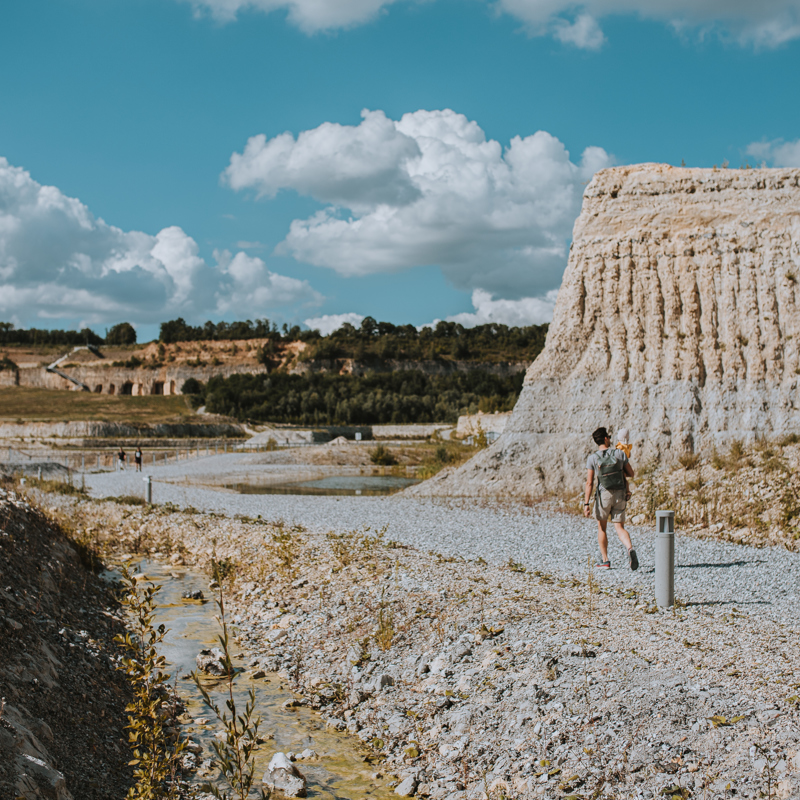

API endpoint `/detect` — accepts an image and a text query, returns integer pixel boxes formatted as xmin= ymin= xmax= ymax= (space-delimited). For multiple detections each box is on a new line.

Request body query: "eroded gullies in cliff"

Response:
xmin=128 ymin=559 xmax=392 ymax=799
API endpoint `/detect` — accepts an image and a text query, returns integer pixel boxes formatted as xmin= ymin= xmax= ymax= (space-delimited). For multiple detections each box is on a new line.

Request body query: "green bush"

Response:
xmin=370 ymin=444 xmax=398 ymax=466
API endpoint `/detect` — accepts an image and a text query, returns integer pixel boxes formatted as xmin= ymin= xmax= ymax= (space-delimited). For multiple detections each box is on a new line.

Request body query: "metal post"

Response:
xmin=81 ymin=455 xmax=85 ymax=471
xmin=144 ymin=476 xmax=152 ymax=504
xmin=38 ymin=467 xmax=42 ymax=481
xmin=164 ymin=454 xmax=167 ymax=466
xmin=97 ymin=454 xmax=100 ymax=469
xmin=655 ymin=510 xmax=675 ymax=608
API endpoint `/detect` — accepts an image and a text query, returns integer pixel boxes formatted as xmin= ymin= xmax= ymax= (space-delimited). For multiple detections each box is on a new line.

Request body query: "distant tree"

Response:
xmin=106 ymin=322 xmax=137 ymax=345
xmin=181 ymin=377 xmax=205 ymax=395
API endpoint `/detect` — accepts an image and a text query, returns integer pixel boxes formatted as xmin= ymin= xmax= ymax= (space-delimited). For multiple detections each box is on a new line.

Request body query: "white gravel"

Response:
xmin=85 ymin=452 xmax=800 ymax=629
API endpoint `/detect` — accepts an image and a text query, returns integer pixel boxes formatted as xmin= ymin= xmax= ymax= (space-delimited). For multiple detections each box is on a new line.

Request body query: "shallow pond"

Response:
xmin=226 ymin=475 xmax=419 ymax=496
xmin=126 ymin=559 xmax=392 ymax=799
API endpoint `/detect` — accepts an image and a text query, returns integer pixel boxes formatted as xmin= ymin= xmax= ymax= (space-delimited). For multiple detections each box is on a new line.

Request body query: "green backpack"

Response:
xmin=595 ymin=449 xmax=626 ymax=492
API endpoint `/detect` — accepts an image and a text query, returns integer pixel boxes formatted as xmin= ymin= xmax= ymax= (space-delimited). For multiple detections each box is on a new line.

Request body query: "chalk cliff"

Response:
xmin=418 ymin=163 xmax=800 ymax=496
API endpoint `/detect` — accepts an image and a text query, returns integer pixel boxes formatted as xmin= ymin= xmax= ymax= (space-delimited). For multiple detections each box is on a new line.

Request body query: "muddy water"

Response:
xmin=128 ymin=560 xmax=392 ymax=799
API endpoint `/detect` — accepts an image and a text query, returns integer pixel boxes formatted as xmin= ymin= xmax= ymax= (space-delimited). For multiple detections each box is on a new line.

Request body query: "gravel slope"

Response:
xmin=85 ymin=453 xmax=800 ymax=629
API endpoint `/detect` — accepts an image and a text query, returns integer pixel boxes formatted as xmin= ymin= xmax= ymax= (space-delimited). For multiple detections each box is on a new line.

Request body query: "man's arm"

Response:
xmin=623 ymin=461 xmax=634 ymax=479
xmin=584 ymin=468 xmax=594 ymax=516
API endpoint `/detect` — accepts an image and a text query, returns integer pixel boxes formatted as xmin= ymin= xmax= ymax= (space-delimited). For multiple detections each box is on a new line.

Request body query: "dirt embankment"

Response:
xmin=44 ymin=494 xmax=800 ymax=800
xmin=0 ymin=487 xmax=132 ymax=799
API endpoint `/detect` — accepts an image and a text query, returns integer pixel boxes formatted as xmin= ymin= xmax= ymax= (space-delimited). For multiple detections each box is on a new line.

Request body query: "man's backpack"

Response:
xmin=595 ymin=449 xmax=626 ymax=492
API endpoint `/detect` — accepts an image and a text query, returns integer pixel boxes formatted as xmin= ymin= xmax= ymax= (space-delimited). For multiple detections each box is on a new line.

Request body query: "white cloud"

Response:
xmin=552 ymin=14 xmax=606 ymax=49
xmin=225 ymin=108 xmax=612 ymax=299
xmin=746 ymin=138 xmax=800 ymax=167
xmin=0 ymin=157 xmax=323 ymax=327
xmin=181 ymin=0 xmax=399 ymax=32
xmin=304 ymin=312 xmax=366 ymax=335
xmin=498 ymin=0 xmax=800 ymax=49
xmin=423 ymin=289 xmax=558 ymax=329
xmin=179 ymin=0 xmax=800 ymax=48
xmin=214 ymin=250 xmax=323 ymax=313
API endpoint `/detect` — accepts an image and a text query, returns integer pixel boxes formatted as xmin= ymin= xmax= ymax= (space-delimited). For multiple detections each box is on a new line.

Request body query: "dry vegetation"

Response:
xmin=627 ymin=435 xmax=800 ymax=551
xmin=0 ymin=386 xmax=199 ymax=424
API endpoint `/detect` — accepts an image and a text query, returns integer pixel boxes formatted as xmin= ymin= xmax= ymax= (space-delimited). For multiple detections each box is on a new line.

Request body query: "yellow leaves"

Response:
xmin=708 ymin=714 xmax=745 ymax=728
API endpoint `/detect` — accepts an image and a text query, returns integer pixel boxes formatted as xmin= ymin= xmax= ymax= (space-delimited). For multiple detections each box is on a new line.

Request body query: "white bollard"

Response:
xmin=144 ymin=475 xmax=152 ymax=504
xmin=38 ymin=467 xmax=42 ymax=481
xmin=655 ymin=510 xmax=675 ymax=608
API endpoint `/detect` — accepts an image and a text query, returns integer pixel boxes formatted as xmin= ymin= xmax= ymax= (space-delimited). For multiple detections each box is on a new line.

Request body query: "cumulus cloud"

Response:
xmin=225 ymin=108 xmax=612 ymax=299
xmin=0 ymin=157 xmax=323 ymax=327
xmin=303 ymin=312 xmax=366 ymax=335
xmin=746 ymin=138 xmax=800 ymax=167
xmin=179 ymin=0 xmax=800 ymax=48
xmin=421 ymin=289 xmax=558 ymax=329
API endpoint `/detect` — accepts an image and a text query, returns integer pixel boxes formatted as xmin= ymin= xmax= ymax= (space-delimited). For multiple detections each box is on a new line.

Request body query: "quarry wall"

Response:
xmin=419 ymin=163 xmax=800 ymax=497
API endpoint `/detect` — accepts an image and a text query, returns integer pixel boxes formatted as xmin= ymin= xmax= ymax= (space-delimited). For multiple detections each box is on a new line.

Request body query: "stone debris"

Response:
xmin=33 ymin=491 xmax=800 ymax=799
xmin=196 ymin=647 xmax=228 ymax=676
xmin=262 ymin=751 xmax=307 ymax=797
xmin=181 ymin=589 xmax=204 ymax=600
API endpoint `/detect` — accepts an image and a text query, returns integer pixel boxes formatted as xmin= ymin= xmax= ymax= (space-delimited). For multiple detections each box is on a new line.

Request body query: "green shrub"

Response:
xmin=370 ymin=444 xmax=398 ymax=465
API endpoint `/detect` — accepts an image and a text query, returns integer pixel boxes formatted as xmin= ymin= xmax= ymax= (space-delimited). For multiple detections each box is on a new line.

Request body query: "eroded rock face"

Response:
xmin=422 ymin=163 xmax=800 ymax=495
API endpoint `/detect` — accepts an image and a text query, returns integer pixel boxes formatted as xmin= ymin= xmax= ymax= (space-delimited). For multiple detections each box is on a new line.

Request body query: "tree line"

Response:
xmin=0 ymin=322 xmax=137 ymax=347
xmin=1 ymin=315 xmax=549 ymax=366
xmin=184 ymin=370 xmax=524 ymax=425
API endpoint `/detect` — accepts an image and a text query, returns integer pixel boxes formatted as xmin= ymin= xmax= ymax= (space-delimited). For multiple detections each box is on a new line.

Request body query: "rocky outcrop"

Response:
xmin=421 ymin=163 xmax=800 ymax=496
xmin=455 ymin=412 xmax=511 ymax=439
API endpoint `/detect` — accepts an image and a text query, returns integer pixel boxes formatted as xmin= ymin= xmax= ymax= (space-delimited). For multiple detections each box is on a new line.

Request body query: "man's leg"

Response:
xmin=613 ymin=522 xmax=633 ymax=551
xmin=597 ymin=519 xmax=610 ymax=562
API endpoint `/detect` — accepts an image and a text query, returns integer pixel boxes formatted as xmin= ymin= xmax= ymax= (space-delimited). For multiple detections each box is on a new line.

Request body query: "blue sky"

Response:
xmin=2 ymin=0 xmax=800 ymax=340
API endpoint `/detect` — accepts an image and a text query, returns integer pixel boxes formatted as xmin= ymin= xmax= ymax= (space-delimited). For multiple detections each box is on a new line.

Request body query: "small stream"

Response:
xmin=120 ymin=559 xmax=392 ymax=799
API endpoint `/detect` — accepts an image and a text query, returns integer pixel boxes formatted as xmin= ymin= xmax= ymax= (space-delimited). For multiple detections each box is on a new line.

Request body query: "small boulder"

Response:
xmin=394 ymin=775 xmax=417 ymax=797
xmin=262 ymin=752 xmax=307 ymax=798
xmin=181 ymin=589 xmax=204 ymax=601
xmin=196 ymin=648 xmax=228 ymax=676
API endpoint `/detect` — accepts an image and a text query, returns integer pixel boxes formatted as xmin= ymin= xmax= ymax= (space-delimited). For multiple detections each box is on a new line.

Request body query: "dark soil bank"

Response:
xmin=0 ymin=485 xmax=132 ymax=799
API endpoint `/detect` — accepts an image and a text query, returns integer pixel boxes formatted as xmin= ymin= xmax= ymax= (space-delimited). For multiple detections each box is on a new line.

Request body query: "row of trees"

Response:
xmin=185 ymin=370 xmax=524 ymax=425
xmin=0 ymin=322 xmax=137 ymax=347
xmin=1 ymin=316 xmax=548 ymax=365
xmin=299 ymin=318 xmax=548 ymax=363
xmin=158 ymin=317 xmax=319 ymax=344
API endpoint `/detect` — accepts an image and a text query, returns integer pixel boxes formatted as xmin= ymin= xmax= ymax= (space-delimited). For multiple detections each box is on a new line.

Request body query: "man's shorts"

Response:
xmin=594 ymin=487 xmax=627 ymax=523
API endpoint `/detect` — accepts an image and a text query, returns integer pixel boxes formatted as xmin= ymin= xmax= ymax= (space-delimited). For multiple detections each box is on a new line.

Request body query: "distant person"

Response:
xmin=583 ymin=426 xmax=638 ymax=571
xmin=134 ymin=447 xmax=142 ymax=472
xmin=117 ymin=447 xmax=126 ymax=471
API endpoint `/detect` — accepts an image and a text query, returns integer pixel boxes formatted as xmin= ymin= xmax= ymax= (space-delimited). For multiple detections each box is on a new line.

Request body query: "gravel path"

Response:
xmin=85 ymin=453 xmax=800 ymax=628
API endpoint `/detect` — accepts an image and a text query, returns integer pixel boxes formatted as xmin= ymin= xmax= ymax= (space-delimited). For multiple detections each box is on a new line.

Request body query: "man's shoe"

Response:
xmin=628 ymin=548 xmax=639 ymax=571
xmin=596 ymin=560 xmax=611 ymax=569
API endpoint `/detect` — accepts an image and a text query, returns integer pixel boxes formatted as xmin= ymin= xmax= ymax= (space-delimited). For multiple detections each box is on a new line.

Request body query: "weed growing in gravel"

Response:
xmin=114 ymin=565 xmax=187 ymax=800
xmin=374 ymin=587 xmax=395 ymax=651
xmin=271 ymin=520 xmax=300 ymax=576
xmin=192 ymin=559 xmax=267 ymax=800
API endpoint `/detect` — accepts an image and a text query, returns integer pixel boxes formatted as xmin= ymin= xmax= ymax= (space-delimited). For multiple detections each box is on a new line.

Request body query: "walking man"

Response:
xmin=583 ymin=426 xmax=639 ymax=570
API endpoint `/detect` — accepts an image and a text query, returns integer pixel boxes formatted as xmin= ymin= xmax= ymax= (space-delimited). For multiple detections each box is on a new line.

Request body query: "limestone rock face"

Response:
xmin=420 ymin=163 xmax=800 ymax=496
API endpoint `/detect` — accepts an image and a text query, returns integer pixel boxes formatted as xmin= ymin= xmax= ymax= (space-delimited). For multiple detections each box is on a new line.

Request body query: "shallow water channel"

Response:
xmin=127 ymin=559 xmax=392 ymax=799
